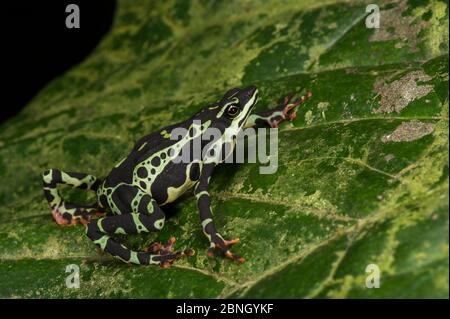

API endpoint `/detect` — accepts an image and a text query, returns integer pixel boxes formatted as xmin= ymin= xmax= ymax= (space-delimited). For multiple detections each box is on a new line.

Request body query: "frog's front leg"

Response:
xmin=86 ymin=185 xmax=193 ymax=267
xmin=244 ymin=91 xmax=312 ymax=128
xmin=194 ymin=163 xmax=245 ymax=263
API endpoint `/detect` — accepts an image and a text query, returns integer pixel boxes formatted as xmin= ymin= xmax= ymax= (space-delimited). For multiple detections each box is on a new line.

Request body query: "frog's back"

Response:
xmin=102 ymin=121 xmax=190 ymax=189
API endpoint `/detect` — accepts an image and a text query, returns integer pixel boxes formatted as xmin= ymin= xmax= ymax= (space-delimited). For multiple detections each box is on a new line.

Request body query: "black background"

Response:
xmin=2 ymin=0 xmax=116 ymax=123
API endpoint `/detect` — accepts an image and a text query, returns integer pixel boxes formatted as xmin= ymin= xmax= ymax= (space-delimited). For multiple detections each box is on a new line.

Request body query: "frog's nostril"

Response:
xmin=244 ymin=85 xmax=257 ymax=98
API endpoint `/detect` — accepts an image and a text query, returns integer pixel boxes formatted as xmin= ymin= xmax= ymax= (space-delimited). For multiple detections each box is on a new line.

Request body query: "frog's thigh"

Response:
xmin=108 ymin=184 xmax=165 ymax=230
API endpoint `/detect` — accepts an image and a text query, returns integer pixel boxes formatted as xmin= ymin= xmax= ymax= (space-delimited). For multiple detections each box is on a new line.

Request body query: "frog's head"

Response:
xmin=201 ymin=85 xmax=259 ymax=136
xmin=187 ymin=86 xmax=258 ymax=162
xmin=220 ymin=85 xmax=259 ymax=125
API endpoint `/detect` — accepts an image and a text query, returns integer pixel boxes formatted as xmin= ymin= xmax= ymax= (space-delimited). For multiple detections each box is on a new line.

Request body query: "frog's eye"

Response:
xmin=226 ymin=104 xmax=240 ymax=118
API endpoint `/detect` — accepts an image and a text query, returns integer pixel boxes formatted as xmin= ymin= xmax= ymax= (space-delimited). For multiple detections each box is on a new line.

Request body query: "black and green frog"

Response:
xmin=42 ymin=86 xmax=312 ymax=267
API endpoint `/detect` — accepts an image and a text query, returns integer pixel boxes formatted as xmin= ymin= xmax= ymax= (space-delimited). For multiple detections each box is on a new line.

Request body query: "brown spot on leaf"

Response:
xmin=381 ymin=121 xmax=434 ymax=143
xmin=373 ymin=70 xmax=433 ymax=114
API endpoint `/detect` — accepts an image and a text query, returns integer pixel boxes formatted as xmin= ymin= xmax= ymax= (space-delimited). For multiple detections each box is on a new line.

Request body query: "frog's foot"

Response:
xmin=270 ymin=91 xmax=313 ymax=128
xmin=52 ymin=209 xmax=106 ymax=227
xmin=207 ymin=237 xmax=245 ymax=264
xmin=52 ymin=209 xmax=78 ymax=226
xmin=145 ymin=237 xmax=195 ymax=268
xmin=158 ymin=250 xmax=195 ymax=269
xmin=78 ymin=211 xmax=107 ymax=226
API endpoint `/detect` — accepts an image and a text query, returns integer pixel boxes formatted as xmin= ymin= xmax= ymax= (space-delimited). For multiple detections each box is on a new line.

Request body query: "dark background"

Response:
xmin=2 ymin=0 xmax=116 ymax=123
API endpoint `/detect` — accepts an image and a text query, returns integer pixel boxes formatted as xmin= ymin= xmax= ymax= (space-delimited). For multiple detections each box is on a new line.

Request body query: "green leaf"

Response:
xmin=0 ymin=0 xmax=448 ymax=298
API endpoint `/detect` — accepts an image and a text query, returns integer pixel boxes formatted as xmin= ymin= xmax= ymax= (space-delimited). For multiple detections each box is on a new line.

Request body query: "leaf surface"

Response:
xmin=0 ymin=0 xmax=448 ymax=298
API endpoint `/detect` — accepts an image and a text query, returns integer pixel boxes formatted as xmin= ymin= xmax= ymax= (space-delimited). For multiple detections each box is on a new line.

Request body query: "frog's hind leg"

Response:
xmin=42 ymin=169 xmax=105 ymax=226
xmin=86 ymin=185 xmax=194 ymax=267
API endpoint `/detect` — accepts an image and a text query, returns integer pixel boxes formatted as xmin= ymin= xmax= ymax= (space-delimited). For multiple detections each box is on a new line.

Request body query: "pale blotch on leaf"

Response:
xmin=369 ymin=0 xmax=427 ymax=53
xmin=384 ymin=154 xmax=395 ymax=162
xmin=381 ymin=120 xmax=435 ymax=143
xmin=317 ymin=102 xmax=330 ymax=120
xmin=373 ymin=70 xmax=433 ymax=114
xmin=305 ymin=110 xmax=313 ymax=125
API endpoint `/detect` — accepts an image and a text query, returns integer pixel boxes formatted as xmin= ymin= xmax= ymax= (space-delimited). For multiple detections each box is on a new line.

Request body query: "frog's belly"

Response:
xmin=163 ymin=179 xmax=196 ymax=205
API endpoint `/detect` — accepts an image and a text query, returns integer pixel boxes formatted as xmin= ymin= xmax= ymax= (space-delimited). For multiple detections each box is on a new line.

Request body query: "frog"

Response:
xmin=42 ymin=86 xmax=312 ymax=268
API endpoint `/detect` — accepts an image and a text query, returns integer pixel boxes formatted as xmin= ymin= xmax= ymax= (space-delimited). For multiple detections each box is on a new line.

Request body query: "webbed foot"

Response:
xmin=145 ymin=237 xmax=195 ymax=268
xmin=269 ymin=91 xmax=313 ymax=128
xmin=207 ymin=237 xmax=245 ymax=264
xmin=52 ymin=209 xmax=78 ymax=226
xmin=52 ymin=209 xmax=105 ymax=226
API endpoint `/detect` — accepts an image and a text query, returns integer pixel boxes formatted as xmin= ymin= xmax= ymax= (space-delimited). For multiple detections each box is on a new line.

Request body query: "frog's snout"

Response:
xmin=243 ymin=85 xmax=258 ymax=99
